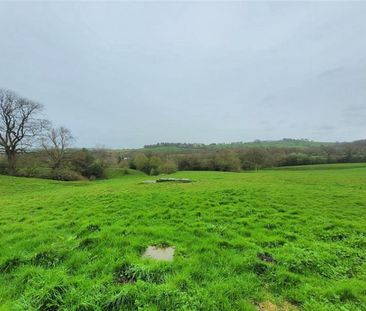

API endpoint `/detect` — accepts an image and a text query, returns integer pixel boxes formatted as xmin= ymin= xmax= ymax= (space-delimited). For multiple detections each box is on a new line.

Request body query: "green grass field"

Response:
xmin=1 ymin=164 xmax=366 ymax=310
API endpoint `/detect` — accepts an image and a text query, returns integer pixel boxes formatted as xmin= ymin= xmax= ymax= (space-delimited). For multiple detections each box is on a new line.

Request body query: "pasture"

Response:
xmin=1 ymin=164 xmax=366 ymax=310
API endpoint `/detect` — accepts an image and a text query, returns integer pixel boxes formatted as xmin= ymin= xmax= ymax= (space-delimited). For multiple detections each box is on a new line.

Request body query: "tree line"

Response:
xmin=1 ymin=88 xmax=366 ymax=180
xmin=124 ymin=140 xmax=366 ymax=175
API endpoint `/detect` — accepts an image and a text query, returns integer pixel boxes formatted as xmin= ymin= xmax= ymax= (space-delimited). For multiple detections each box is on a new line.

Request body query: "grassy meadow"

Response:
xmin=1 ymin=164 xmax=366 ymax=310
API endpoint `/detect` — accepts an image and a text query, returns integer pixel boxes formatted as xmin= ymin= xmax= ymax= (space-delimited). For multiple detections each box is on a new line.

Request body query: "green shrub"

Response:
xmin=150 ymin=167 xmax=160 ymax=176
xmin=51 ymin=169 xmax=84 ymax=181
xmin=160 ymin=160 xmax=177 ymax=174
xmin=70 ymin=149 xmax=105 ymax=179
xmin=0 ymin=158 xmax=8 ymax=174
xmin=132 ymin=153 xmax=150 ymax=174
xmin=16 ymin=166 xmax=49 ymax=178
xmin=88 ymin=160 xmax=105 ymax=179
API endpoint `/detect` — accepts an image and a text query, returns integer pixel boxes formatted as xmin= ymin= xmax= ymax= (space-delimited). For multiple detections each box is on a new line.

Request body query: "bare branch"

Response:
xmin=41 ymin=126 xmax=73 ymax=169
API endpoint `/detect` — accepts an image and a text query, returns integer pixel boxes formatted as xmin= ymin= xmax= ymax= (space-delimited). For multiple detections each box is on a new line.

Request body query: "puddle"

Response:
xmin=142 ymin=246 xmax=175 ymax=261
xmin=157 ymin=178 xmax=192 ymax=183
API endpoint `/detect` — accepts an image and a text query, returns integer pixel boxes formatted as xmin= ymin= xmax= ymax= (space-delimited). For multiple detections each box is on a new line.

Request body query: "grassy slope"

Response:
xmin=0 ymin=165 xmax=366 ymax=310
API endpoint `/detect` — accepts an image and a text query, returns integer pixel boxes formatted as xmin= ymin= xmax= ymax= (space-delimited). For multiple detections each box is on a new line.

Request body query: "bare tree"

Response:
xmin=0 ymin=89 xmax=46 ymax=174
xmin=42 ymin=126 xmax=73 ymax=170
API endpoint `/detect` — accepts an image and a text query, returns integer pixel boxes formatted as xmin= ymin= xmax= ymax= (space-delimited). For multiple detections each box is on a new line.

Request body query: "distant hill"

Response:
xmin=141 ymin=139 xmax=334 ymax=153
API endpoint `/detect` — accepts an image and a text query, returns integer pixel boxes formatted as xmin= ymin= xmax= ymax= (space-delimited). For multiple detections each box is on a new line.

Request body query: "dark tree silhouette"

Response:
xmin=42 ymin=126 xmax=73 ymax=170
xmin=0 ymin=89 xmax=46 ymax=174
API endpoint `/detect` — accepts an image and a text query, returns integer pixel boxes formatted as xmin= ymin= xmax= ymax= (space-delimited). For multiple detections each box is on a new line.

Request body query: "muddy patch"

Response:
xmin=142 ymin=246 xmax=175 ymax=261
xmin=157 ymin=178 xmax=192 ymax=183
xmin=257 ymin=252 xmax=276 ymax=264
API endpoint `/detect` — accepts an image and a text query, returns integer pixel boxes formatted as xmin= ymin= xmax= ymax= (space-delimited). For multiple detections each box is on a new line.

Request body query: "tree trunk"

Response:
xmin=6 ymin=150 xmax=17 ymax=175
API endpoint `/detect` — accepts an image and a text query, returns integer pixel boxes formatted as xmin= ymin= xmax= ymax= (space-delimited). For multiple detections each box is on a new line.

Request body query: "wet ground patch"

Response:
xmin=142 ymin=246 xmax=175 ymax=261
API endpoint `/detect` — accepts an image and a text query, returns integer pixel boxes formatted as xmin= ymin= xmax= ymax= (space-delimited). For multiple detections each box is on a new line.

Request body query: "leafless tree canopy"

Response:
xmin=42 ymin=126 xmax=73 ymax=169
xmin=0 ymin=89 xmax=45 ymax=173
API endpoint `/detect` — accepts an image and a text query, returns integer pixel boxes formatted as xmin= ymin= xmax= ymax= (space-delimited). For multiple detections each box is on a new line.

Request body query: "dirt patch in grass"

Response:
xmin=142 ymin=246 xmax=175 ymax=261
xmin=257 ymin=301 xmax=298 ymax=311
xmin=257 ymin=252 xmax=276 ymax=264
xmin=114 ymin=263 xmax=137 ymax=284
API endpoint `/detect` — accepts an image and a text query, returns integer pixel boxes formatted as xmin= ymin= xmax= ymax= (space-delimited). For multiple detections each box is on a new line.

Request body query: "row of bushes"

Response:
xmin=3 ymin=140 xmax=366 ymax=179
xmin=0 ymin=149 xmax=106 ymax=181
xmin=127 ymin=141 xmax=366 ymax=173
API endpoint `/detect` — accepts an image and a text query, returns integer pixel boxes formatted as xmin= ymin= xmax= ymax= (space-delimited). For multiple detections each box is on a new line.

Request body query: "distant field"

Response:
xmin=272 ymin=163 xmax=366 ymax=171
xmin=1 ymin=165 xmax=366 ymax=310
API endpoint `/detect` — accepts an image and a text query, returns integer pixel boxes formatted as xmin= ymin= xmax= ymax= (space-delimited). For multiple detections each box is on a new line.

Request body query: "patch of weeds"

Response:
xmin=325 ymin=280 xmax=366 ymax=304
xmin=257 ymin=252 xmax=276 ymax=264
xmin=269 ymin=270 xmax=301 ymax=289
xmin=319 ymin=231 xmax=348 ymax=242
xmin=153 ymin=241 xmax=171 ymax=248
xmin=190 ymin=268 xmax=206 ymax=283
xmin=77 ymin=224 xmax=101 ymax=238
xmin=114 ymin=263 xmax=137 ymax=284
xmin=330 ymin=233 xmax=348 ymax=241
xmin=174 ymin=276 xmax=191 ymax=291
xmin=193 ymin=228 xmax=205 ymax=237
xmin=104 ymin=290 xmax=138 ymax=311
xmin=252 ymin=262 xmax=269 ymax=276
xmin=284 ymin=234 xmax=297 ymax=241
xmin=257 ymin=300 xmax=298 ymax=311
xmin=0 ymin=257 xmax=24 ymax=273
xmin=78 ymin=238 xmax=99 ymax=250
xmin=36 ymin=285 xmax=67 ymax=311
xmin=31 ymin=251 xmax=65 ymax=268
xmin=261 ymin=239 xmax=286 ymax=248
xmin=86 ymin=224 xmax=101 ymax=232
xmin=218 ymin=240 xmax=233 ymax=249
xmin=114 ymin=263 xmax=170 ymax=284
xmin=74 ymin=304 xmax=95 ymax=311
xmin=265 ymin=223 xmax=277 ymax=230
xmin=242 ymin=231 xmax=252 ymax=237
xmin=324 ymin=224 xmax=336 ymax=231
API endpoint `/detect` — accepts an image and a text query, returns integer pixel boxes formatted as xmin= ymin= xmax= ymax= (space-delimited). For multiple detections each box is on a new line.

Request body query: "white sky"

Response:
xmin=0 ymin=1 xmax=365 ymax=148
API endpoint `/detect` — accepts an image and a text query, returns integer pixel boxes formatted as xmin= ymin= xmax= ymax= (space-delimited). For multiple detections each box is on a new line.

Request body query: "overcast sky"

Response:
xmin=0 ymin=1 xmax=365 ymax=148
